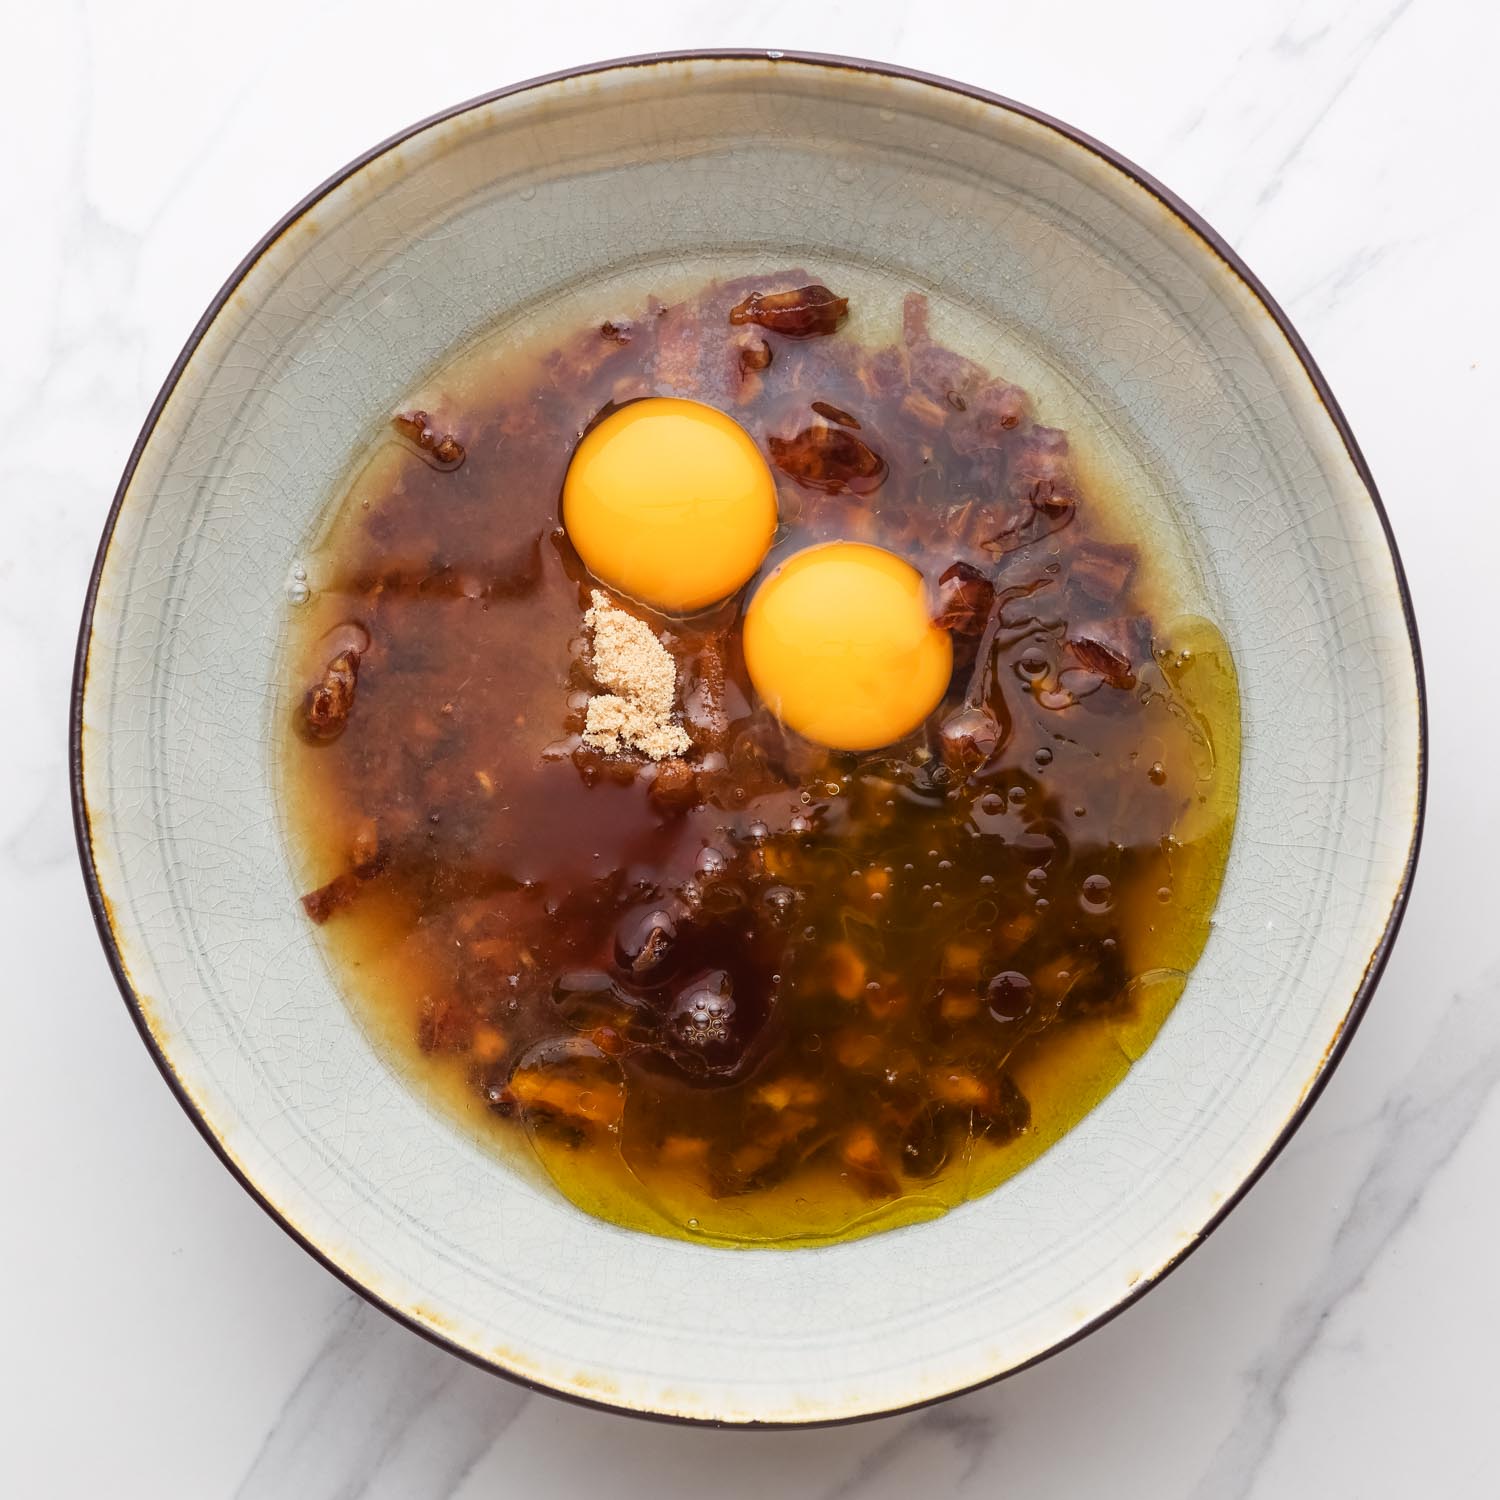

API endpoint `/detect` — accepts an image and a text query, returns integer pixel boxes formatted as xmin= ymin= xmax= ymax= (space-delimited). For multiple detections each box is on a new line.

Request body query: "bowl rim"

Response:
xmin=70 ymin=47 xmax=1427 ymax=1428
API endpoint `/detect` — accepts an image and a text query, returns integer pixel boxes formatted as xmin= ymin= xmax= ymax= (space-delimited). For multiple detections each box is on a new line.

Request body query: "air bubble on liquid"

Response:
xmin=1080 ymin=874 xmax=1113 ymax=914
xmin=519 ymin=185 xmax=537 ymax=201
xmin=286 ymin=580 xmax=310 ymax=605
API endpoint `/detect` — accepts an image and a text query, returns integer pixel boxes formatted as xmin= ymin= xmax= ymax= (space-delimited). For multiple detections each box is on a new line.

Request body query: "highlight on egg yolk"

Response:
xmin=744 ymin=542 xmax=954 ymax=752
xmin=562 ymin=397 xmax=778 ymax=613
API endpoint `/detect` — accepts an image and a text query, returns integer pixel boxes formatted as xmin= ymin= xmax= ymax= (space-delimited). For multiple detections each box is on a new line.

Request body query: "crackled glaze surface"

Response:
xmin=72 ymin=53 xmax=1419 ymax=1427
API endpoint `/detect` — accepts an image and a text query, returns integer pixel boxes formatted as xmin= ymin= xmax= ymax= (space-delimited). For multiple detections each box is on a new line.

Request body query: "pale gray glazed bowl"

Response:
xmin=73 ymin=52 xmax=1424 ymax=1424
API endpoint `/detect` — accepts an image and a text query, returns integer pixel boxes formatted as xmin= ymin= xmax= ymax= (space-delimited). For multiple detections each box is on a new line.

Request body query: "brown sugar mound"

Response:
xmin=581 ymin=591 xmax=691 ymax=760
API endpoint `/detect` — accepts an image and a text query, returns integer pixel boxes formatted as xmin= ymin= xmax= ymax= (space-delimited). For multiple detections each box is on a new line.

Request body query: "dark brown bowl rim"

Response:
xmin=70 ymin=48 xmax=1427 ymax=1430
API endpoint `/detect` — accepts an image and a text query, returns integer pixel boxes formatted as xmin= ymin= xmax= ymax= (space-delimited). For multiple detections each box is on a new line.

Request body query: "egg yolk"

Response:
xmin=744 ymin=542 xmax=953 ymax=751
xmin=562 ymin=397 xmax=778 ymax=613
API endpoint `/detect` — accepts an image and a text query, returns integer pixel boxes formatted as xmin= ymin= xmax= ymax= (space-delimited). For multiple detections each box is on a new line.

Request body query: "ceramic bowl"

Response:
xmin=72 ymin=51 xmax=1424 ymax=1425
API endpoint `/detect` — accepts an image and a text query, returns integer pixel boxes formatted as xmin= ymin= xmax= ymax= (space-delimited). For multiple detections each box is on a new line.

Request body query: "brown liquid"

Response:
xmin=281 ymin=272 xmax=1239 ymax=1247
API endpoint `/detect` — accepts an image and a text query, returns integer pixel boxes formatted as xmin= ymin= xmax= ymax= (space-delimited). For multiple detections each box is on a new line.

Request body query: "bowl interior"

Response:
xmin=77 ymin=54 xmax=1421 ymax=1423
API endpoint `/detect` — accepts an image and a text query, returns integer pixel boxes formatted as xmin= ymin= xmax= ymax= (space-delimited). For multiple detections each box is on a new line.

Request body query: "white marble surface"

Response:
xmin=1 ymin=0 xmax=1489 ymax=1493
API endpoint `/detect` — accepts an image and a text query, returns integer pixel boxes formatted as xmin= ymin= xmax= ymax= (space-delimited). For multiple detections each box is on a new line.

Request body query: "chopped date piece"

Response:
xmin=600 ymin=320 xmax=633 ymax=343
xmin=728 ymin=284 xmax=849 ymax=339
xmin=735 ymin=333 xmax=773 ymax=374
xmin=938 ymin=704 xmax=1005 ymax=774
xmin=821 ymin=941 xmax=869 ymax=1001
xmin=902 ymin=291 xmax=931 ymax=346
xmin=900 ymin=391 xmax=949 ymax=431
xmin=768 ymin=416 xmax=887 ymax=495
xmin=943 ymin=495 xmax=1021 ymax=555
xmin=983 ymin=487 xmax=1076 ymax=556
xmin=937 ymin=984 xmax=981 ymax=1024
xmin=602 ymin=755 xmax=643 ymax=788
xmin=417 ymin=992 xmax=473 ymax=1054
xmin=995 ymin=577 xmax=1059 ymax=630
xmin=570 ymin=742 xmax=607 ymax=786
xmin=710 ymin=1136 xmax=791 ymax=1198
xmin=1036 ymin=667 xmax=1107 ymax=711
xmin=615 ymin=906 xmax=678 ymax=978
xmin=1052 ymin=939 xmax=1129 ymax=1019
xmin=933 ymin=561 xmax=995 ymax=636
xmin=1070 ymin=539 xmax=1139 ymax=606
xmin=391 ymin=410 xmax=466 ymax=469
xmin=925 ymin=1068 xmax=1030 ymax=1140
xmin=299 ymin=870 xmax=361 ymax=924
xmin=979 ymin=1073 xmax=1031 ymax=1139
xmin=839 ymin=1124 xmax=898 ymax=1196
xmin=947 ymin=379 xmax=1030 ymax=455
xmin=971 ymin=378 xmax=1028 ymax=434
xmin=349 ymin=816 xmax=382 ymax=876
xmin=648 ymin=757 xmax=699 ymax=811
xmin=1067 ymin=632 xmax=1136 ymax=689
xmin=1009 ymin=425 xmax=1074 ymax=510
xmin=299 ymin=649 xmax=360 ymax=744
xmin=504 ymin=1038 xmax=625 ymax=1131
xmin=900 ymin=291 xmax=985 ymax=404
xmin=856 ymin=344 xmax=909 ymax=401
xmin=910 ymin=343 xmax=983 ymax=405
xmin=810 ymin=400 xmax=860 ymax=428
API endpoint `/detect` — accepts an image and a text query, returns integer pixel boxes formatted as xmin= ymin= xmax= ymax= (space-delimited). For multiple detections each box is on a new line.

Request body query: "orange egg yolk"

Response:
xmin=744 ymin=542 xmax=953 ymax=751
xmin=562 ymin=397 xmax=778 ymax=613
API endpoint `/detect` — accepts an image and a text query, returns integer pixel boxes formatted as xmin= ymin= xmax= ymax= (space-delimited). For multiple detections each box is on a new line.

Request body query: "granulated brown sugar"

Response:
xmin=580 ymin=590 xmax=691 ymax=760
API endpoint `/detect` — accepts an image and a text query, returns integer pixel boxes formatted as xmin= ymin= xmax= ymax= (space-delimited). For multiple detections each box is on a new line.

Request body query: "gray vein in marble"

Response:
xmin=1290 ymin=240 xmax=1401 ymax=317
xmin=3 ymin=779 xmax=77 ymax=874
xmin=1253 ymin=0 xmax=1415 ymax=210
xmin=235 ymin=1297 xmax=528 ymax=1500
xmin=1190 ymin=964 xmax=1500 ymax=1500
